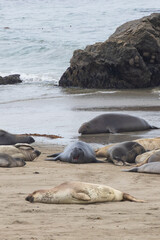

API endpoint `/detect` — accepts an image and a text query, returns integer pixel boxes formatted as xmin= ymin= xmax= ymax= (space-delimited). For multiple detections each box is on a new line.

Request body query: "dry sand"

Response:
xmin=0 ymin=143 xmax=160 ymax=240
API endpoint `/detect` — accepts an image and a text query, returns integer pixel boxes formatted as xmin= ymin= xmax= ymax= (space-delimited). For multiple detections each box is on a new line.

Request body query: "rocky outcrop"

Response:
xmin=0 ymin=74 xmax=22 ymax=85
xmin=59 ymin=13 xmax=160 ymax=89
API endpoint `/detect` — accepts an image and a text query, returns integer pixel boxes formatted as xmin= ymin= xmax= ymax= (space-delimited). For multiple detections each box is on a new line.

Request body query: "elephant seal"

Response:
xmin=0 ymin=129 xmax=35 ymax=145
xmin=135 ymin=149 xmax=160 ymax=166
xmin=148 ymin=150 xmax=160 ymax=162
xmin=78 ymin=113 xmax=158 ymax=134
xmin=46 ymin=141 xmax=103 ymax=163
xmin=25 ymin=181 xmax=144 ymax=204
xmin=95 ymin=137 xmax=160 ymax=158
xmin=134 ymin=137 xmax=160 ymax=151
xmin=123 ymin=162 xmax=160 ymax=174
xmin=106 ymin=141 xmax=145 ymax=165
xmin=0 ymin=153 xmax=26 ymax=167
xmin=0 ymin=143 xmax=41 ymax=161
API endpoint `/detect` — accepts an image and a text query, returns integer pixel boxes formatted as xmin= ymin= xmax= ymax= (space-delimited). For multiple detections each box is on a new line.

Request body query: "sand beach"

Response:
xmin=0 ymin=142 xmax=160 ymax=240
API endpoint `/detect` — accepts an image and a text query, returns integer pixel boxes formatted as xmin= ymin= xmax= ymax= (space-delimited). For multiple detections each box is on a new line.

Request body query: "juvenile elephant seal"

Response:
xmin=25 ymin=181 xmax=144 ymax=204
xmin=106 ymin=141 xmax=145 ymax=165
xmin=135 ymin=149 xmax=160 ymax=166
xmin=0 ymin=143 xmax=41 ymax=161
xmin=0 ymin=153 xmax=26 ymax=167
xmin=135 ymin=137 xmax=160 ymax=151
xmin=123 ymin=162 xmax=160 ymax=174
xmin=95 ymin=137 xmax=160 ymax=158
xmin=46 ymin=141 xmax=103 ymax=163
xmin=0 ymin=129 xmax=35 ymax=145
xmin=78 ymin=113 xmax=157 ymax=134
xmin=148 ymin=150 xmax=160 ymax=162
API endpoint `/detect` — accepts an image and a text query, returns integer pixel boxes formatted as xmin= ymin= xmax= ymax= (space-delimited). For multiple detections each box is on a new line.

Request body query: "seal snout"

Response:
xmin=35 ymin=150 xmax=41 ymax=157
xmin=28 ymin=136 xmax=35 ymax=144
xmin=25 ymin=195 xmax=34 ymax=203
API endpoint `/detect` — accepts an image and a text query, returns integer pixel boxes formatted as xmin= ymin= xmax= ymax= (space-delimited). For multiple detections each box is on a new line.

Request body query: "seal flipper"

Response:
xmin=123 ymin=193 xmax=145 ymax=203
xmin=151 ymin=125 xmax=159 ymax=129
xmin=112 ymin=159 xmax=125 ymax=166
xmin=72 ymin=191 xmax=91 ymax=201
xmin=107 ymin=127 xmax=117 ymax=134
xmin=122 ymin=167 xmax=138 ymax=172
xmin=94 ymin=158 xmax=106 ymax=163
xmin=47 ymin=152 xmax=62 ymax=157
xmin=45 ymin=158 xmax=58 ymax=161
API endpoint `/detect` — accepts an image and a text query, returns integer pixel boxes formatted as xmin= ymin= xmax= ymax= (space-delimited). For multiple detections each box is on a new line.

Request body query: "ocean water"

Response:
xmin=0 ymin=0 xmax=160 ymax=146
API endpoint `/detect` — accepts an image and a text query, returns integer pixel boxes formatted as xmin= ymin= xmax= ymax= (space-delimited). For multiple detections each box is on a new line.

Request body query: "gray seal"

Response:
xmin=0 ymin=153 xmax=26 ymax=167
xmin=78 ymin=113 xmax=158 ymax=134
xmin=0 ymin=129 xmax=35 ymax=145
xmin=106 ymin=141 xmax=145 ymax=165
xmin=123 ymin=162 xmax=160 ymax=174
xmin=46 ymin=141 xmax=103 ymax=164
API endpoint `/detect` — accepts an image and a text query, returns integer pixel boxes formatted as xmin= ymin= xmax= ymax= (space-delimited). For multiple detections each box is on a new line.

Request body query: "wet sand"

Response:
xmin=0 ymin=87 xmax=160 ymax=145
xmin=1 ymin=143 xmax=160 ymax=240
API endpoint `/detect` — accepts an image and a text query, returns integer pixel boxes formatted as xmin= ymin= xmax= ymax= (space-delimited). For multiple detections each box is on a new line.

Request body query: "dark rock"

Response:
xmin=59 ymin=13 xmax=160 ymax=89
xmin=0 ymin=74 xmax=22 ymax=85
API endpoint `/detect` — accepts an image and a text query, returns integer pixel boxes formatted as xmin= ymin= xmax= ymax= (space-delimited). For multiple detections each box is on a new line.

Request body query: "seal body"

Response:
xmin=78 ymin=113 xmax=157 ymax=134
xmin=148 ymin=150 xmax=160 ymax=163
xmin=0 ymin=129 xmax=35 ymax=145
xmin=25 ymin=181 xmax=144 ymax=204
xmin=0 ymin=153 xmax=26 ymax=167
xmin=46 ymin=141 xmax=102 ymax=163
xmin=124 ymin=162 xmax=160 ymax=174
xmin=135 ymin=137 xmax=160 ymax=151
xmin=106 ymin=141 xmax=145 ymax=165
xmin=135 ymin=149 xmax=160 ymax=165
xmin=0 ymin=143 xmax=41 ymax=161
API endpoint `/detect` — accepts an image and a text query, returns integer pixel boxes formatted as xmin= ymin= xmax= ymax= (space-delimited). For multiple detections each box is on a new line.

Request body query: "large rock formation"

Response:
xmin=59 ymin=13 xmax=160 ymax=89
xmin=0 ymin=74 xmax=22 ymax=85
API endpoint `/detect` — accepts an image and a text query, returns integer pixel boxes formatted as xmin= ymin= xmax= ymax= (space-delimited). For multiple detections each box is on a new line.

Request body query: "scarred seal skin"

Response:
xmin=25 ymin=181 xmax=144 ymax=204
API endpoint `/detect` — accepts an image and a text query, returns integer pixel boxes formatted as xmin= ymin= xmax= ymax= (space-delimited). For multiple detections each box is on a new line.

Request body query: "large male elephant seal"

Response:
xmin=25 ymin=181 xmax=144 ymax=204
xmin=46 ymin=141 xmax=103 ymax=163
xmin=123 ymin=162 xmax=160 ymax=174
xmin=0 ymin=153 xmax=26 ymax=167
xmin=78 ymin=113 xmax=158 ymax=134
xmin=106 ymin=141 xmax=145 ymax=165
xmin=0 ymin=143 xmax=41 ymax=161
xmin=0 ymin=129 xmax=35 ymax=145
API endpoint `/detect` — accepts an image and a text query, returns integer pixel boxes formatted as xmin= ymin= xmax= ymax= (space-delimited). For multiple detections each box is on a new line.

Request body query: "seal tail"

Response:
xmin=151 ymin=125 xmax=159 ymax=129
xmin=123 ymin=193 xmax=145 ymax=203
